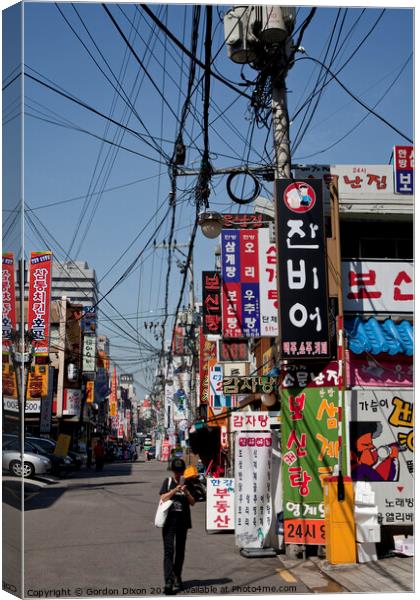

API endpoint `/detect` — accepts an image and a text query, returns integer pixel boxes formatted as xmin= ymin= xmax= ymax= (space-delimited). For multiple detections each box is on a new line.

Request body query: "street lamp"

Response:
xmin=198 ymin=211 xmax=224 ymax=239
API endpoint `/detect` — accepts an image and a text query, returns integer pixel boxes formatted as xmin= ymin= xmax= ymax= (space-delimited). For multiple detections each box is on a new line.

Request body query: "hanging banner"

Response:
xmin=258 ymin=227 xmax=278 ymax=336
xmin=276 ymin=180 xmax=330 ymax=359
xmin=342 ymin=260 xmax=413 ymax=313
xmin=202 ymin=271 xmax=222 ymax=335
xmin=27 ymin=251 xmax=53 ymax=355
xmin=62 ymin=388 xmax=82 ymax=416
xmin=349 ymin=389 xmax=413 ymax=526
xmin=2 ymin=252 xmax=16 ymax=350
xmin=82 ymin=334 xmax=96 ymax=372
xmin=206 ymin=478 xmax=235 ymax=531
xmin=221 ymin=229 xmax=242 ymax=337
xmin=221 ymin=229 xmax=278 ymax=338
xmin=393 ymin=145 xmax=414 ymax=194
xmin=199 ymin=328 xmax=217 ymax=404
xmin=109 ymin=367 xmax=118 ymax=417
xmin=235 ymin=431 xmax=272 ymax=548
xmin=172 ymin=326 xmax=185 ymax=355
xmin=281 ymin=382 xmax=345 ymax=545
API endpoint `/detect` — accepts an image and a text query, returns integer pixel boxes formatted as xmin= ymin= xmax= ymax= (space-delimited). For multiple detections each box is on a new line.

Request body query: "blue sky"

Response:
xmin=1 ymin=1 xmax=414 ymax=395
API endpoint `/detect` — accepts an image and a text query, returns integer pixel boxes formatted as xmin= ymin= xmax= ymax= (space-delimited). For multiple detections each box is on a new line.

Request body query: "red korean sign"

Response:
xmin=172 ymin=326 xmax=184 ymax=355
xmin=202 ymin=271 xmax=222 ymax=335
xmin=199 ymin=328 xmax=217 ymax=404
xmin=221 ymin=214 xmax=266 ymax=229
xmin=2 ymin=253 xmax=16 ymax=350
xmin=342 ymin=260 xmax=413 ymax=313
xmin=27 ymin=251 xmax=53 ymax=355
xmin=109 ymin=367 xmax=118 ymax=417
xmin=276 ymin=180 xmax=330 ymax=359
xmin=393 ymin=146 xmax=414 ymax=194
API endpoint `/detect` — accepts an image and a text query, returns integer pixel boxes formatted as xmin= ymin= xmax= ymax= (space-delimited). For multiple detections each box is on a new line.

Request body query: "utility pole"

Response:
xmin=154 ymin=242 xmax=198 ymax=448
xmin=223 ymin=4 xmax=298 ymax=558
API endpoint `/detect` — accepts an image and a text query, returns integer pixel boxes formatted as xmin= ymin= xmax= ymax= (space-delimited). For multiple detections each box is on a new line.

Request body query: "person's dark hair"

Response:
xmin=171 ymin=458 xmax=186 ymax=473
xmin=349 ymin=421 xmax=381 ymax=453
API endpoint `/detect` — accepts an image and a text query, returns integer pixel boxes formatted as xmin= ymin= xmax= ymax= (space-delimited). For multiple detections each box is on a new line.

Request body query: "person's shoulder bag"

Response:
xmin=154 ymin=477 xmax=173 ymax=527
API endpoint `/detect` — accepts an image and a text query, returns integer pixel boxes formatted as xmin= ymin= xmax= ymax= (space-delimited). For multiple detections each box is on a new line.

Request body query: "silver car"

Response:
xmin=2 ymin=442 xmax=52 ymax=478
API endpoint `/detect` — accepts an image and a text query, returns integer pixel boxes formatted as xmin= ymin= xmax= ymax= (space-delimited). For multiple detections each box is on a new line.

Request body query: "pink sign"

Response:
xmin=347 ymin=352 xmax=413 ymax=388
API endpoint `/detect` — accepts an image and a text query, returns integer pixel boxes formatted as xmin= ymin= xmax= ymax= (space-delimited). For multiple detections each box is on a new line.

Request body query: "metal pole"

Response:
xmin=330 ymin=177 xmax=346 ymax=500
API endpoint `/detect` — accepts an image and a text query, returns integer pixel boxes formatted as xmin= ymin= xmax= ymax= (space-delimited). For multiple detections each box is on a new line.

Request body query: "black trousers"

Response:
xmin=162 ymin=519 xmax=188 ymax=583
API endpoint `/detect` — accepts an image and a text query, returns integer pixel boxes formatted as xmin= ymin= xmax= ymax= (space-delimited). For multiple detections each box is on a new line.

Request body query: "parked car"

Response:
xmin=4 ymin=434 xmax=83 ymax=471
xmin=3 ymin=439 xmax=72 ymax=475
xmin=2 ymin=443 xmax=52 ymax=478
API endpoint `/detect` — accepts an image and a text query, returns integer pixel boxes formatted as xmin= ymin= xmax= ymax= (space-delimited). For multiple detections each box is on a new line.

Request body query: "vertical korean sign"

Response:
xmin=199 ymin=328 xmax=217 ymax=404
xmin=109 ymin=367 xmax=118 ymax=417
xmin=202 ymin=271 xmax=222 ymax=335
xmin=281 ymin=370 xmax=345 ymax=545
xmin=235 ymin=431 xmax=272 ymax=548
xmin=221 ymin=229 xmax=278 ymax=338
xmin=27 ymin=251 xmax=53 ymax=355
xmin=276 ymin=180 xmax=330 ymax=358
xmin=393 ymin=145 xmax=414 ymax=194
xmin=2 ymin=253 xmax=16 ymax=352
xmin=221 ymin=229 xmax=242 ymax=337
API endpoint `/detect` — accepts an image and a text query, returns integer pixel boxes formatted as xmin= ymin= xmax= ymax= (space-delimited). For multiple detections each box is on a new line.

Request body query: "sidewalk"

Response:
xmin=276 ymin=554 xmax=414 ymax=593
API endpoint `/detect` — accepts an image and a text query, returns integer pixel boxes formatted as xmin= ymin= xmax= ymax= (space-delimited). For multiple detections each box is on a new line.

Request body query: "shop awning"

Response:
xmin=345 ymin=317 xmax=413 ymax=356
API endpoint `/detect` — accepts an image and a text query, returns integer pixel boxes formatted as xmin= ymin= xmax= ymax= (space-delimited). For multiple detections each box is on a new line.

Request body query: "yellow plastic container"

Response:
xmin=324 ymin=476 xmax=357 ymax=564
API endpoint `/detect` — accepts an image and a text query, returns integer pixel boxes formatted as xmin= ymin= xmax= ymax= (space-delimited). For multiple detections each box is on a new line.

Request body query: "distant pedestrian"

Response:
xmin=94 ymin=438 xmax=105 ymax=472
xmin=159 ymin=458 xmax=196 ymax=595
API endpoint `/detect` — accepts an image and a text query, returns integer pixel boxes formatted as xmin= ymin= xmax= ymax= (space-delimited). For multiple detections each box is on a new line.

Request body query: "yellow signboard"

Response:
xmin=27 ymin=365 xmax=49 ymax=398
xmin=86 ymin=380 xmax=95 ymax=404
xmin=2 ymin=362 xmax=17 ymax=398
xmin=54 ymin=434 xmax=71 ymax=457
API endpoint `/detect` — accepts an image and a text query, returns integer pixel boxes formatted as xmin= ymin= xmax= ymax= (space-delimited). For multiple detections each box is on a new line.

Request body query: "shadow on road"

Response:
xmin=182 ymin=578 xmax=232 ymax=591
xmin=3 ymin=479 xmax=66 ymax=511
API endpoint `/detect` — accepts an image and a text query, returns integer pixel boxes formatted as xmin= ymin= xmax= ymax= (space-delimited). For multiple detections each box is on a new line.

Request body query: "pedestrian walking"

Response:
xmin=159 ymin=458 xmax=196 ymax=595
xmin=94 ymin=438 xmax=105 ymax=472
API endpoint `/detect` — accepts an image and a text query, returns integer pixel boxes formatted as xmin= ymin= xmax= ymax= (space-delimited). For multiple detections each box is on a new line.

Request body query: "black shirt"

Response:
xmin=159 ymin=477 xmax=192 ymax=529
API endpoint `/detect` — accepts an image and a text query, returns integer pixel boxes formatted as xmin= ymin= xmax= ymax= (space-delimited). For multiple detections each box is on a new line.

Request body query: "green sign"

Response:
xmin=281 ymin=385 xmax=347 ymax=545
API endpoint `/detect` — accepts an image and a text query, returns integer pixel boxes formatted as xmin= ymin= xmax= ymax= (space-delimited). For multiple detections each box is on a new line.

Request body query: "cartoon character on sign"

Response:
xmin=283 ymin=182 xmax=316 ymax=213
xmin=350 ymin=422 xmax=406 ymax=482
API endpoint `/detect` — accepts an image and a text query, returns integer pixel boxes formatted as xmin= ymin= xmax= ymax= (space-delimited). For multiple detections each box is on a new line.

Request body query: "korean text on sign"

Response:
xmin=206 ymin=478 xmax=235 ymax=531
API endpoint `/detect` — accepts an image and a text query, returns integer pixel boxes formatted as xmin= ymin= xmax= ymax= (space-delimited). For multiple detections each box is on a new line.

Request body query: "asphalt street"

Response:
xmin=19 ymin=460 xmax=307 ymax=597
xmin=3 ymin=459 xmax=413 ymax=597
